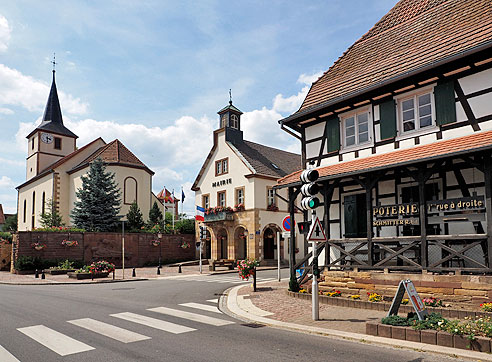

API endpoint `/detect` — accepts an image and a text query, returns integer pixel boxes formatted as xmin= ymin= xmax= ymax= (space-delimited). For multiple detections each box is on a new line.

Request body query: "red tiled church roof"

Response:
xmin=295 ymin=0 xmax=492 ymax=116
xmin=277 ymin=130 xmax=492 ymax=186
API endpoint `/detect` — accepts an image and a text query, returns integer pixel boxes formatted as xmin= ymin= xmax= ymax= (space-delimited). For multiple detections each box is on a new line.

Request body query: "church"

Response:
xmin=16 ymin=70 xmax=162 ymax=231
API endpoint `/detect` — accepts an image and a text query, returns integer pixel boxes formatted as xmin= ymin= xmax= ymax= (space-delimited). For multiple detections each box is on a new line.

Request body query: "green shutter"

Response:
xmin=326 ymin=116 xmax=340 ymax=153
xmin=379 ymin=99 xmax=397 ymax=140
xmin=435 ymin=80 xmax=457 ymax=125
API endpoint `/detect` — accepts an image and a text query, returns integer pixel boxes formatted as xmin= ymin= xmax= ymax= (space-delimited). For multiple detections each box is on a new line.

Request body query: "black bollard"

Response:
xmin=35 ymin=269 xmax=39 ymax=278
xmin=91 ymin=272 xmax=94 ymax=281
xmin=178 ymin=264 xmax=182 ymax=273
xmin=157 ymin=267 xmax=160 ymax=275
xmin=41 ymin=271 xmax=45 ymax=280
xmin=132 ymin=268 xmax=136 ymax=277
xmin=113 ymin=270 xmax=115 ymax=280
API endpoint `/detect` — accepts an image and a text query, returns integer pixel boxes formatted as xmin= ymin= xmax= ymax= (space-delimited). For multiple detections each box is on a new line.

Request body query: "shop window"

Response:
xmin=397 ymin=87 xmax=435 ymax=136
xmin=215 ymin=158 xmax=228 ymax=176
xmin=341 ymin=108 xmax=372 ymax=150
xmin=218 ymin=191 xmax=226 ymax=207
xmin=343 ymin=193 xmax=367 ymax=238
xmin=54 ymin=137 xmax=62 ymax=150
xmin=202 ymin=194 xmax=210 ymax=209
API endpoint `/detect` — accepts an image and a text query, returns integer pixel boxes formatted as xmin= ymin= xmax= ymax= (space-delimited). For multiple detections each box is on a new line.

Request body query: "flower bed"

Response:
xmin=68 ymin=271 xmax=109 ymax=280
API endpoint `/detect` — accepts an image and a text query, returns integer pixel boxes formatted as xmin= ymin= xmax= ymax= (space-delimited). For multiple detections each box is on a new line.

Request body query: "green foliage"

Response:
xmin=51 ymin=259 xmax=75 ymax=270
xmin=175 ymin=217 xmax=195 ymax=234
xmin=71 ymin=158 xmax=121 ymax=232
xmin=289 ymin=274 xmax=300 ymax=292
xmin=39 ymin=199 xmax=64 ymax=228
xmin=14 ymin=256 xmax=83 ymax=271
xmin=126 ymin=201 xmax=145 ymax=231
xmin=0 ymin=232 xmax=12 ymax=242
xmin=411 ymin=312 xmax=447 ymax=331
xmin=148 ymin=201 xmax=163 ymax=227
xmin=3 ymin=214 xmax=17 ymax=232
xmin=33 ymin=226 xmax=85 ymax=232
xmin=381 ymin=315 xmax=410 ymax=326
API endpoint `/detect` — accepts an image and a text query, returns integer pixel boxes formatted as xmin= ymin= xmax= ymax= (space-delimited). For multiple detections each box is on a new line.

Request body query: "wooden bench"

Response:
xmin=209 ymin=259 xmax=235 ymax=271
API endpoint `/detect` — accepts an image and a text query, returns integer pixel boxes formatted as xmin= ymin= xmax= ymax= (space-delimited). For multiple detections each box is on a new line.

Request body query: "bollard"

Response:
xmin=253 ymin=267 xmax=257 ymax=292
xmin=91 ymin=272 xmax=94 ymax=281
xmin=132 ymin=268 xmax=136 ymax=277
xmin=178 ymin=264 xmax=182 ymax=273
xmin=35 ymin=269 xmax=39 ymax=278
xmin=41 ymin=271 xmax=45 ymax=280
xmin=113 ymin=269 xmax=115 ymax=280
xmin=157 ymin=267 xmax=160 ymax=275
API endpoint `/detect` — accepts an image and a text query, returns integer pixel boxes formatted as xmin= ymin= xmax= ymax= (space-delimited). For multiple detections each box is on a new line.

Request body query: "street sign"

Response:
xmin=307 ymin=216 xmax=327 ymax=242
xmin=282 ymin=216 xmax=294 ymax=232
xmin=388 ymin=279 xmax=428 ymax=321
xmin=282 ymin=231 xmax=290 ymax=238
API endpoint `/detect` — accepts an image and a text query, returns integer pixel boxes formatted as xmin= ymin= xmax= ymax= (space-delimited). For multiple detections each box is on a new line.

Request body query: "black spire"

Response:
xmin=27 ymin=64 xmax=78 ymax=139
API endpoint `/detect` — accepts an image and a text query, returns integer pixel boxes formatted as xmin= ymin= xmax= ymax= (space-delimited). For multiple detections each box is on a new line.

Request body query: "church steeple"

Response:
xmin=217 ymin=92 xmax=244 ymax=145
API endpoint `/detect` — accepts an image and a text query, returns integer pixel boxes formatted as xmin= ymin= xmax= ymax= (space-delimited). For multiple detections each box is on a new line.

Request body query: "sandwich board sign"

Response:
xmin=387 ymin=279 xmax=428 ymax=320
xmin=307 ymin=216 xmax=327 ymax=242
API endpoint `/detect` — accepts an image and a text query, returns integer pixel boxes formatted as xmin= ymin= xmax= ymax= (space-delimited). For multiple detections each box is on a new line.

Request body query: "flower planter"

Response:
xmin=34 ymin=246 xmax=45 ymax=251
xmin=367 ymin=323 xmax=492 ymax=353
xmin=15 ymin=270 xmax=35 ymax=275
xmin=67 ymin=272 xmax=109 ymax=280
xmin=45 ymin=269 xmax=76 ymax=275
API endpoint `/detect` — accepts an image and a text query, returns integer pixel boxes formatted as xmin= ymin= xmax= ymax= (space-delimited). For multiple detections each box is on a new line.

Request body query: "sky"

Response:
xmin=0 ymin=0 xmax=398 ymax=216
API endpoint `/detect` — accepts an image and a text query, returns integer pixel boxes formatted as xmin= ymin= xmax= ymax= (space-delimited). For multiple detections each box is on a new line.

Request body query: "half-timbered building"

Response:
xmin=277 ymin=0 xmax=492 ymax=282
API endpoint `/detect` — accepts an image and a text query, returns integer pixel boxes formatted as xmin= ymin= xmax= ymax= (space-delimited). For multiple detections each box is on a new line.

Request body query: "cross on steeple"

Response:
xmin=229 ymin=89 xmax=232 ymax=105
xmin=51 ymin=53 xmax=57 ymax=73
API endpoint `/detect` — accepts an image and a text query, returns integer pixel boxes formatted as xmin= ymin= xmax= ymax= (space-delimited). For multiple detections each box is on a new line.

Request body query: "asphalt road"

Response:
xmin=0 ymin=269 xmax=467 ymax=362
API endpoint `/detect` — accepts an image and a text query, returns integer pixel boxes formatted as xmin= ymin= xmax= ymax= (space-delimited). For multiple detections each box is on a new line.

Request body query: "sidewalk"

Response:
xmin=0 ymin=264 xmax=280 ymax=285
xmin=221 ymin=280 xmax=492 ymax=362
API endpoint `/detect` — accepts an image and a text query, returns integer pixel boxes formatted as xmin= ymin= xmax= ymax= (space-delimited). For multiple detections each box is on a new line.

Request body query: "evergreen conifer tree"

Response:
xmin=148 ymin=201 xmax=163 ymax=227
xmin=126 ymin=201 xmax=144 ymax=231
xmin=40 ymin=199 xmax=64 ymax=228
xmin=70 ymin=158 xmax=121 ymax=231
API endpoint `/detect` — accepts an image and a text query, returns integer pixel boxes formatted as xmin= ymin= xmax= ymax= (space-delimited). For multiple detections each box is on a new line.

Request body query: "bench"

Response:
xmin=209 ymin=259 xmax=236 ymax=271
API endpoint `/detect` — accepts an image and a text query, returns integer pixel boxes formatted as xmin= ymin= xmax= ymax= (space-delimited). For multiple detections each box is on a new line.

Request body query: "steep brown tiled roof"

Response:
xmin=71 ymin=139 xmax=153 ymax=175
xmin=277 ymin=130 xmax=492 ymax=187
xmin=232 ymin=140 xmax=301 ymax=178
xmin=295 ymin=0 xmax=492 ymax=115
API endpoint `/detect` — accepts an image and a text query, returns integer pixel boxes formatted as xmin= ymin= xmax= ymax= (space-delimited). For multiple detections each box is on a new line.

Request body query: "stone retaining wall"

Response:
xmin=0 ymin=240 xmax=11 ymax=271
xmin=319 ymin=270 xmax=492 ymax=303
xmin=12 ymin=232 xmax=195 ymax=269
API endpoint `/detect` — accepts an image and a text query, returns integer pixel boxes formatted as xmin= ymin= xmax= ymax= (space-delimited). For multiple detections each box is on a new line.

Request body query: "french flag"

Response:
xmin=195 ymin=206 xmax=205 ymax=222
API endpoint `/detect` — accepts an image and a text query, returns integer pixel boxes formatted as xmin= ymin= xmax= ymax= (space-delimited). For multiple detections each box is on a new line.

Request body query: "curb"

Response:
xmin=0 ymin=278 xmax=149 ymax=286
xmin=220 ymin=284 xmax=492 ymax=361
xmin=211 ymin=266 xmax=287 ymax=276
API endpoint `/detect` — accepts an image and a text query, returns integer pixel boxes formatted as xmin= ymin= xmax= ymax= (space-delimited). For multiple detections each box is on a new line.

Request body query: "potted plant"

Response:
xmin=46 ymin=259 xmax=76 ymax=275
xmin=180 ymin=241 xmax=190 ymax=249
xmin=68 ymin=260 xmax=115 ymax=280
xmin=31 ymin=242 xmax=47 ymax=251
xmin=150 ymin=239 xmax=161 ymax=247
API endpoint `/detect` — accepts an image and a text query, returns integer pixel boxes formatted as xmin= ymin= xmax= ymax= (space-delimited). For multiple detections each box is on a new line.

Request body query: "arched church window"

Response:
xmin=42 ymin=192 xmax=46 ymax=215
xmin=23 ymin=200 xmax=26 ymax=223
xmin=124 ymin=177 xmax=137 ymax=204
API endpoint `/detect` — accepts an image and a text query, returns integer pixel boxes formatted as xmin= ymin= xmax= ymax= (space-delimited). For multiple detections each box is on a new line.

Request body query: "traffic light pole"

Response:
xmin=311 ymin=210 xmax=319 ymax=321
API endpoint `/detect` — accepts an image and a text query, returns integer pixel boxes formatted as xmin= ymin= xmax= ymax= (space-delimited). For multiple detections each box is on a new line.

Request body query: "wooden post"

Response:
xmin=289 ymin=187 xmax=296 ymax=279
xmin=418 ymin=171 xmax=428 ymax=269
xmin=366 ymin=186 xmax=373 ymax=266
xmin=484 ymin=153 xmax=492 ymax=269
xmin=323 ymin=182 xmax=333 ymax=268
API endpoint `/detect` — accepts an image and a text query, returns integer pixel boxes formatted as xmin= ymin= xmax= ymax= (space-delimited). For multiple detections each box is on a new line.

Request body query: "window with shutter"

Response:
xmin=435 ymin=80 xmax=457 ymax=125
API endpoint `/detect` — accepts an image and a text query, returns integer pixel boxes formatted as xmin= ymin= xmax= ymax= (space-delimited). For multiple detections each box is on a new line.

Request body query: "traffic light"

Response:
xmin=300 ymin=169 xmax=320 ymax=210
xmin=313 ymin=256 xmax=320 ymax=278
xmin=199 ymin=226 xmax=207 ymax=240
xmin=297 ymin=221 xmax=311 ymax=234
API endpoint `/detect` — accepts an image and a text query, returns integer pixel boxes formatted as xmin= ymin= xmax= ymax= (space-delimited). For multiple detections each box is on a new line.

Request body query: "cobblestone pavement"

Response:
xmin=239 ymin=281 xmax=386 ymax=334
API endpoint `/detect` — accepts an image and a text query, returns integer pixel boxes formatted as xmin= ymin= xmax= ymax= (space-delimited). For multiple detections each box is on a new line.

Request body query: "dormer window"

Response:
xmin=230 ymin=114 xmax=239 ymax=129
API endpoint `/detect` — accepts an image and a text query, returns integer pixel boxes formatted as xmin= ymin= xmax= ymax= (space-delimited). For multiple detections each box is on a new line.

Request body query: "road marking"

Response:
xmin=148 ymin=307 xmax=234 ymax=326
xmin=68 ymin=318 xmax=151 ymax=343
xmin=17 ymin=325 xmax=95 ymax=356
xmin=110 ymin=312 xmax=196 ymax=334
xmin=179 ymin=302 xmax=222 ymax=314
xmin=207 ymin=298 xmax=218 ymax=303
xmin=0 ymin=345 xmax=20 ymax=362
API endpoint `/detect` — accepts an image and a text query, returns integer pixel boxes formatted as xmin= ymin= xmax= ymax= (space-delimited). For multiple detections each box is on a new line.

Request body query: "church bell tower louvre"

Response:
xmin=25 ymin=66 xmax=78 ymax=180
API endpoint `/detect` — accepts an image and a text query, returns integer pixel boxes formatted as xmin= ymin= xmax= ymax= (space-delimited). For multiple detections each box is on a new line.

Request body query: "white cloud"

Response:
xmin=0 ymin=15 xmax=11 ymax=52
xmin=0 ymin=107 xmax=13 ymax=114
xmin=0 ymin=175 xmax=14 ymax=188
xmin=297 ymin=71 xmax=323 ymax=86
xmin=0 ymin=64 xmax=88 ymax=115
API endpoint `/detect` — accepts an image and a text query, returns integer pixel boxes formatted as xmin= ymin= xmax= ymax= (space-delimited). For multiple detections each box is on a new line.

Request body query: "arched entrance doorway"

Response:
xmin=217 ymin=228 xmax=228 ymax=259
xmin=263 ymin=227 xmax=275 ymax=260
xmin=235 ymin=227 xmax=248 ymax=260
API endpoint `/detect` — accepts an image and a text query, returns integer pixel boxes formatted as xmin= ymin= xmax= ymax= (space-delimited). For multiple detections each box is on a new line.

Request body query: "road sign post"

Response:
xmin=307 ymin=213 xmax=327 ymax=321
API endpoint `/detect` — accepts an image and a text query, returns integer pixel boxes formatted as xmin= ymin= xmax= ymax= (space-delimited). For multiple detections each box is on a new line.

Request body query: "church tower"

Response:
xmin=25 ymin=69 xmax=78 ymax=180
xmin=217 ymin=94 xmax=243 ymax=145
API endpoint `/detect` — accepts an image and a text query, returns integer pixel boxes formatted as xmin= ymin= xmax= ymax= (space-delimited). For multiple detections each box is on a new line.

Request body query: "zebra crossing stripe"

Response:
xmin=68 ymin=318 xmax=151 ymax=343
xmin=207 ymin=299 xmax=219 ymax=303
xmin=0 ymin=345 xmax=20 ymax=362
xmin=17 ymin=325 xmax=95 ymax=356
xmin=110 ymin=312 xmax=196 ymax=334
xmin=179 ymin=302 xmax=222 ymax=314
xmin=148 ymin=307 xmax=234 ymax=326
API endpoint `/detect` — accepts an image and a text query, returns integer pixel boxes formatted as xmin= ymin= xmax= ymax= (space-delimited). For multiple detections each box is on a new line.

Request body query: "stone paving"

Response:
xmin=239 ymin=281 xmax=387 ymax=334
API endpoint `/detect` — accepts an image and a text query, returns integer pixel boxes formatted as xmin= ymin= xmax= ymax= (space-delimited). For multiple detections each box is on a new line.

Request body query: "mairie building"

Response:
xmin=276 ymin=0 xmax=492 ymax=284
xmin=192 ymin=101 xmax=303 ymax=265
xmin=16 ymin=71 xmax=164 ymax=230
